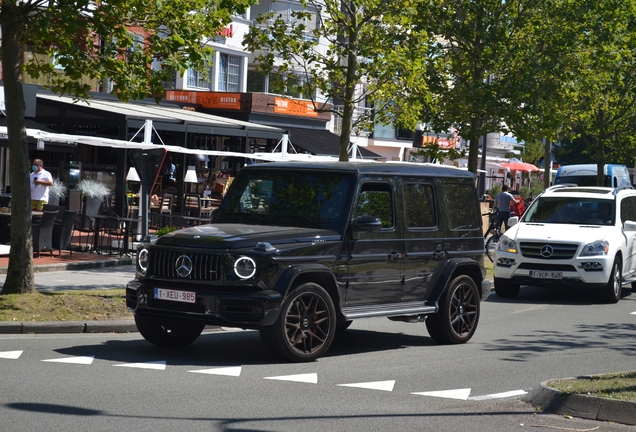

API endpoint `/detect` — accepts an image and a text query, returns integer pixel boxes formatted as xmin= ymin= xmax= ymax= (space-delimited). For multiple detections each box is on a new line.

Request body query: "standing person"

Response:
xmin=30 ymin=159 xmax=53 ymax=210
xmin=494 ymin=184 xmax=516 ymax=231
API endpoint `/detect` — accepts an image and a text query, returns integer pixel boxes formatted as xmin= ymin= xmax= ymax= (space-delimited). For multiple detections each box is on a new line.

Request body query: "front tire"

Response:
xmin=494 ymin=278 xmax=521 ymax=298
xmin=134 ymin=315 xmax=205 ymax=347
xmin=260 ymin=283 xmax=336 ymax=362
xmin=426 ymin=275 xmax=480 ymax=344
xmin=600 ymin=259 xmax=622 ymax=304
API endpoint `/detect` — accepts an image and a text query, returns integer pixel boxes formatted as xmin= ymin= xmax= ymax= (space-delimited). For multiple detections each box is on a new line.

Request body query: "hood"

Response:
xmin=155 ymin=223 xmax=341 ymax=250
xmin=506 ymin=222 xmax=614 ymax=243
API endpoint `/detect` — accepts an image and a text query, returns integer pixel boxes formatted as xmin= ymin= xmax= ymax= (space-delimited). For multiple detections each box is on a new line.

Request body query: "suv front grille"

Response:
xmin=520 ymin=242 xmax=579 ymax=260
xmin=149 ymin=250 xmax=221 ymax=281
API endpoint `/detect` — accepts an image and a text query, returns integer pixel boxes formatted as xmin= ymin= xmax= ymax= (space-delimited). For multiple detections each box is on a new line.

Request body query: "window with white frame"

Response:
xmin=218 ymin=54 xmax=240 ymax=92
xmin=187 ymin=67 xmax=211 ymax=89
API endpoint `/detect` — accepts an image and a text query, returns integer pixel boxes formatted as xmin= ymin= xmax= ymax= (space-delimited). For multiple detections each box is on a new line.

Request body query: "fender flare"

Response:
xmin=272 ymin=263 xmax=339 ymax=296
xmin=429 ymin=258 xmax=484 ymax=302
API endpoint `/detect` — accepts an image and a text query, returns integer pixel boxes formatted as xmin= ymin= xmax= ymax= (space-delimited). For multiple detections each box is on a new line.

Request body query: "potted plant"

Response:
xmin=48 ymin=179 xmax=68 ymax=206
xmin=74 ymin=179 xmax=111 ymax=215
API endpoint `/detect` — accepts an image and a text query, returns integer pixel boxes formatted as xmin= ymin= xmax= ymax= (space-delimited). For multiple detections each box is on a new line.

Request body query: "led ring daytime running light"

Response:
xmin=234 ymin=256 xmax=256 ymax=279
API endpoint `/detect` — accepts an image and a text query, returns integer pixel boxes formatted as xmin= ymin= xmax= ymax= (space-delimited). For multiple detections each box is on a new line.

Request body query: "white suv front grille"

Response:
xmin=520 ymin=242 xmax=579 ymax=260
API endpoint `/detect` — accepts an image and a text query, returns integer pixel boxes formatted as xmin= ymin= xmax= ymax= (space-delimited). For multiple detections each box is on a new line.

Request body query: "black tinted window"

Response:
xmin=355 ymin=183 xmax=394 ymax=228
xmin=442 ymin=183 xmax=480 ymax=230
xmin=216 ymin=170 xmax=355 ymax=232
xmin=403 ymin=182 xmax=436 ymax=228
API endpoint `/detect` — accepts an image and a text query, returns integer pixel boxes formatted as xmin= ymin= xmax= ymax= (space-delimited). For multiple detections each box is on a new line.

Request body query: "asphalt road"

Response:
xmin=1 ymin=282 xmax=635 ymax=431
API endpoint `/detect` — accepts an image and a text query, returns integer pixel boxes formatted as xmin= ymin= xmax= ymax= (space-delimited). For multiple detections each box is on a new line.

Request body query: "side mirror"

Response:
xmin=507 ymin=216 xmax=519 ymax=227
xmin=351 ymin=215 xmax=382 ymax=235
xmin=624 ymin=221 xmax=636 ymax=232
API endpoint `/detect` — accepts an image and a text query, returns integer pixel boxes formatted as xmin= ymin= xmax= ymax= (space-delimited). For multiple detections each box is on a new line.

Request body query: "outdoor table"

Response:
xmin=91 ymin=215 xmax=138 ymax=256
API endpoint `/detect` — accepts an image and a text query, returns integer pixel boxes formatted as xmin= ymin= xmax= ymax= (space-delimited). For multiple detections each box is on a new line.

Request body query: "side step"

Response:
xmin=342 ymin=301 xmax=437 ymax=320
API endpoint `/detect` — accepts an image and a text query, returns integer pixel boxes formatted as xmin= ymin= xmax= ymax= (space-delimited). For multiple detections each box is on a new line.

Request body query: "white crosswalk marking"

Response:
xmin=412 ymin=388 xmax=472 ymax=400
xmin=0 ymin=350 xmax=23 ymax=359
xmin=468 ymin=389 xmax=527 ymax=401
xmin=338 ymin=380 xmax=395 ymax=392
xmin=264 ymin=373 xmax=318 ymax=383
xmin=114 ymin=361 xmax=166 ymax=370
xmin=42 ymin=356 xmax=94 ymax=365
xmin=188 ymin=366 xmax=242 ymax=376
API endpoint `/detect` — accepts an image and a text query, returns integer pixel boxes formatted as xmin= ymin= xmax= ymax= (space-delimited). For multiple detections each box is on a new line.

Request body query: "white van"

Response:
xmin=554 ymin=164 xmax=631 ymax=187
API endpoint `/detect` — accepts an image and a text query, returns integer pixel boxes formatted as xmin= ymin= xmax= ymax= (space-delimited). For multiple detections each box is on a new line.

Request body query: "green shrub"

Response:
xmin=156 ymin=226 xmax=177 ymax=237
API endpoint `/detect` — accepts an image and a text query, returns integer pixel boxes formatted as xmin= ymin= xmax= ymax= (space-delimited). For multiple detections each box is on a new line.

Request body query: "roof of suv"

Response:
xmin=244 ymin=161 xmax=476 ymax=179
xmin=540 ymin=184 xmax=635 ymax=198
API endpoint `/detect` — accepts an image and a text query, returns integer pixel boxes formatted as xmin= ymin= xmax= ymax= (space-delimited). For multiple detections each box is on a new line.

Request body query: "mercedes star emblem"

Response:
xmin=175 ymin=255 xmax=193 ymax=278
xmin=540 ymin=245 xmax=554 ymax=258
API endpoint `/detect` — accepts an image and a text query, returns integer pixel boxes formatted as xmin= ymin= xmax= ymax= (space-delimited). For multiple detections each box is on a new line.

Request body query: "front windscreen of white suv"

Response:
xmin=493 ymin=186 xmax=636 ymax=303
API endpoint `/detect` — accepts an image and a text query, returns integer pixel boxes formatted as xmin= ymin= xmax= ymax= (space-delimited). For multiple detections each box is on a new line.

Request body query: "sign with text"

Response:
xmin=166 ymin=91 xmax=242 ymax=110
xmin=274 ymin=98 xmax=318 ymax=117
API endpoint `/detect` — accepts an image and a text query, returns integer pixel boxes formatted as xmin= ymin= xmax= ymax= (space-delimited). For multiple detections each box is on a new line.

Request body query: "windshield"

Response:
xmin=523 ymin=197 xmax=614 ymax=225
xmin=215 ymin=169 xmax=356 ymax=233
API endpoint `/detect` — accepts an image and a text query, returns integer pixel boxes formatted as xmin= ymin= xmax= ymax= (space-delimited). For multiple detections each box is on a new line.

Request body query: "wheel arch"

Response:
xmin=430 ymin=259 xmax=484 ymax=303
xmin=272 ymin=265 xmax=345 ymax=323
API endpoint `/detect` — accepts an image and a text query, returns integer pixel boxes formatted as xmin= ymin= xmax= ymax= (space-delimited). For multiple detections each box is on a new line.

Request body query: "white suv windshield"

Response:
xmin=524 ymin=197 xmax=614 ymax=225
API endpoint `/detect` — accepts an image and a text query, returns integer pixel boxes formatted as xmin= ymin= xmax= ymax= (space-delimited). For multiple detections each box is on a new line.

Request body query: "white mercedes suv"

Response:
xmin=493 ymin=184 xmax=636 ymax=303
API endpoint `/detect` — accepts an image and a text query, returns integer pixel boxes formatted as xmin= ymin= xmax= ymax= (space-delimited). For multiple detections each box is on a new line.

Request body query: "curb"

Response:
xmin=0 ymin=320 xmax=138 ymax=334
xmin=522 ymin=377 xmax=636 ymax=426
xmin=0 ymin=257 xmax=134 ymax=275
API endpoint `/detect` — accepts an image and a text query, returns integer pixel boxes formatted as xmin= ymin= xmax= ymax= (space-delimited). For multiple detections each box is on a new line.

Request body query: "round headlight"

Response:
xmin=234 ymin=256 xmax=256 ymax=279
xmin=138 ymin=248 xmax=149 ymax=274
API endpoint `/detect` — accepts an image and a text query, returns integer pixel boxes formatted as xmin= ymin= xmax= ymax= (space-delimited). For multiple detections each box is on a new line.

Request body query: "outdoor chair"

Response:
xmin=184 ymin=193 xmax=201 ymax=218
xmin=74 ymin=213 xmax=95 ymax=252
xmin=98 ymin=215 xmax=126 ymax=256
xmin=52 ymin=210 xmax=78 ymax=256
xmin=33 ymin=210 xmax=59 ymax=258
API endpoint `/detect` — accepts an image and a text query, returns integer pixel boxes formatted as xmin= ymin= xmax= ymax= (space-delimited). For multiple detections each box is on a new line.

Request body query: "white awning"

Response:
xmin=37 ymin=93 xmax=285 ymax=139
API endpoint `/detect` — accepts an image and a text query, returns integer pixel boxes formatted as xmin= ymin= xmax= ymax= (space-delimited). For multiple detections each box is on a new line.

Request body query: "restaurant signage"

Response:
xmin=166 ymin=91 xmax=242 ymax=110
xmin=274 ymin=97 xmax=318 ymax=117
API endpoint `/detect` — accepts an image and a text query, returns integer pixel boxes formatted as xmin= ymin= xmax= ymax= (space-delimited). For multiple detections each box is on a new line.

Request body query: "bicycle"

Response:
xmin=483 ymin=208 xmax=501 ymax=262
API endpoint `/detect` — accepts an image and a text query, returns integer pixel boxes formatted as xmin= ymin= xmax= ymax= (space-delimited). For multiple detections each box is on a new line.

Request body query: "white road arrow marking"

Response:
xmin=631 ymin=311 xmax=636 ymax=315
xmin=42 ymin=356 xmax=95 ymax=365
xmin=412 ymin=388 xmax=472 ymax=400
xmin=188 ymin=367 xmax=242 ymax=377
xmin=338 ymin=380 xmax=395 ymax=392
xmin=468 ymin=390 xmax=527 ymax=401
xmin=114 ymin=361 xmax=166 ymax=370
xmin=0 ymin=350 xmax=23 ymax=359
xmin=264 ymin=373 xmax=318 ymax=384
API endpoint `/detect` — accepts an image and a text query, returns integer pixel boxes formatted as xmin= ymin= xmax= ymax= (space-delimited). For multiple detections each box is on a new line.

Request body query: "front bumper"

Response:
xmin=126 ymin=280 xmax=282 ymax=328
xmin=493 ymin=253 xmax=612 ymax=288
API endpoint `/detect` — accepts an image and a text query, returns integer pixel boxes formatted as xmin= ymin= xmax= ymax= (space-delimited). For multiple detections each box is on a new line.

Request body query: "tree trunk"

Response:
xmin=338 ymin=3 xmax=359 ymax=163
xmin=1 ymin=3 xmax=36 ymax=294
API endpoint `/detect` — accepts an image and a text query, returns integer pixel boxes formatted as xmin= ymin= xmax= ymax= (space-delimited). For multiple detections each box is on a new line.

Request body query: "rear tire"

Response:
xmin=600 ymin=259 xmax=622 ymax=303
xmin=134 ymin=315 xmax=204 ymax=347
xmin=426 ymin=275 xmax=480 ymax=344
xmin=494 ymin=278 xmax=521 ymax=298
xmin=260 ymin=283 xmax=336 ymax=362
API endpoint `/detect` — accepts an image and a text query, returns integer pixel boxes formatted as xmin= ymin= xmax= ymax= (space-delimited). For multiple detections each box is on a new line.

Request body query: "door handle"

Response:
xmin=388 ymin=252 xmax=402 ymax=260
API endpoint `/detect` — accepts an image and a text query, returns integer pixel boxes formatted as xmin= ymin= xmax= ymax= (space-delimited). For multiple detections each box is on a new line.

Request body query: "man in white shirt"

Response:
xmin=30 ymin=159 xmax=53 ymax=210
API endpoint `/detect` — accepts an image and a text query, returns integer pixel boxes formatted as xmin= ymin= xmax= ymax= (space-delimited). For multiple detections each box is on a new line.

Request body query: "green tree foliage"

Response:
xmin=413 ymin=0 xmax=548 ymax=174
xmin=0 ymin=0 xmax=254 ymax=294
xmin=243 ymin=0 xmax=430 ymax=161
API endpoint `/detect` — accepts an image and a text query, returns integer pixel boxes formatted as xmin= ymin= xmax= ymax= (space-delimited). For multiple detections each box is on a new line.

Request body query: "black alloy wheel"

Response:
xmin=426 ymin=275 xmax=480 ymax=344
xmin=260 ymin=283 xmax=336 ymax=362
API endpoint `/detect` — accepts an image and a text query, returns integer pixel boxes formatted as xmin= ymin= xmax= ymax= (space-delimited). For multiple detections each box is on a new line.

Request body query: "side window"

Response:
xmin=355 ymin=183 xmax=394 ymax=228
xmin=403 ymin=182 xmax=436 ymax=228
xmin=442 ymin=183 xmax=480 ymax=230
xmin=621 ymin=197 xmax=636 ymax=224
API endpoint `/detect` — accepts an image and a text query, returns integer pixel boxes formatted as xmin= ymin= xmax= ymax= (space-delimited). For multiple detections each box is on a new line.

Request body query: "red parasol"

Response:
xmin=500 ymin=162 xmax=540 ymax=172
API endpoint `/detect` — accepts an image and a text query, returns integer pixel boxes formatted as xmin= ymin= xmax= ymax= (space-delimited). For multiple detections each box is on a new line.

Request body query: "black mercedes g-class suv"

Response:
xmin=127 ymin=161 xmax=490 ymax=362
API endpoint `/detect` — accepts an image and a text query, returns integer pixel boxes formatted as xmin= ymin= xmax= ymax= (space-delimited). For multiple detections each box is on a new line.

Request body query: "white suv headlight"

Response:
xmin=497 ymin=235 xmax=518 ymax=254
xmin=580 ymin=240 xmax=609 ymax=256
